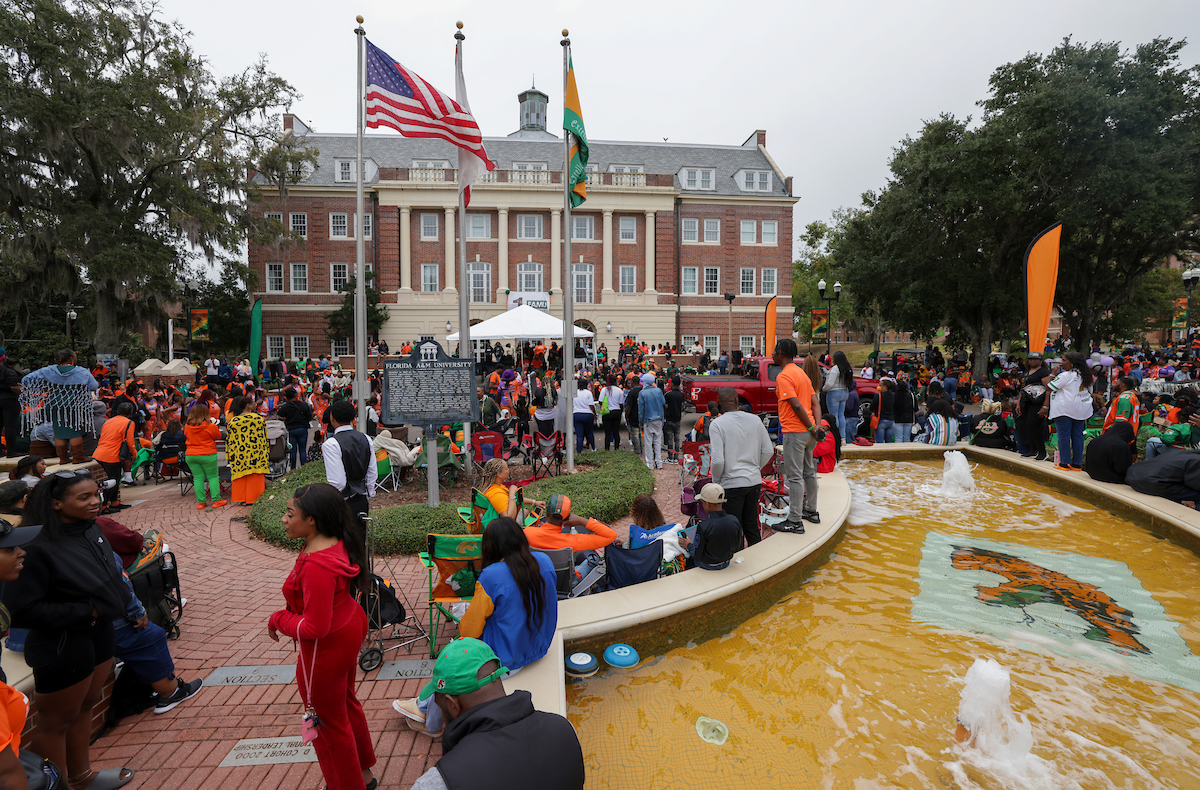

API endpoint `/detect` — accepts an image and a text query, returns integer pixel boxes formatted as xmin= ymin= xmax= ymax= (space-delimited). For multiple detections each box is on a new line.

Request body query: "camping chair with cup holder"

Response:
xmin=602 ymin=540 xmax=664 ymax=590
xmin=374 ymin=448 xmax=398 ymax=494
xmin=469 ymin=431 xmax=505 ymax=478
xmin=419 ymin=533 xmax=483 ymax=658
xmin=412 ymin=433 xmax=463 ymax=490
xmin=679 ymin=440 xmax=712 ymax=491
xmin=530 ymin=431 xmax=564 ymax=480
xmin=533 ymin=547 xmax=576 ymax=600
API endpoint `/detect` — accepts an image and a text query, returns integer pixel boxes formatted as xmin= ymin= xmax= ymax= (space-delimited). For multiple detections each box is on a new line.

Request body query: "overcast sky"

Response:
xmin=158 ymin=0 xmax=1200 ymax=258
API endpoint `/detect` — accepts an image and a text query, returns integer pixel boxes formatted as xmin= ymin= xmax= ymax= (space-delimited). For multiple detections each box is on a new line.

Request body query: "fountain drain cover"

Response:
xmin=695 ymin=716 xmax=729 ymax=745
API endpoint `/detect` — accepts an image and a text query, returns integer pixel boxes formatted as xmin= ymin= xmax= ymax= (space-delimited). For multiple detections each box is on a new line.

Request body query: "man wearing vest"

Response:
xmin=322 ymin=400 xmax=377 ymax=527
xmin=408 ymin=638 xmax=584 ymax=790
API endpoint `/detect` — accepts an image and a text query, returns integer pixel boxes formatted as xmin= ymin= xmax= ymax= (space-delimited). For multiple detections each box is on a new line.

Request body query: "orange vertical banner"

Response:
xmin=1024 ymin=222 xmax=1062 ymax=355
xmin=764 ymin=296 xmax=777 ymax=355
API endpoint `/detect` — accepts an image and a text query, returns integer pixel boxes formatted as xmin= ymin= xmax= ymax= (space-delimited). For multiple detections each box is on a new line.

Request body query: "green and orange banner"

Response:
xmin=563 ymin=55 xmax=589 ymax=208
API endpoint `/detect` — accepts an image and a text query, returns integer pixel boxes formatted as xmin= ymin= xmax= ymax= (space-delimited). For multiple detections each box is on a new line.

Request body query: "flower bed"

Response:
xmin=246 ymin=450 xmax=654 ymax=555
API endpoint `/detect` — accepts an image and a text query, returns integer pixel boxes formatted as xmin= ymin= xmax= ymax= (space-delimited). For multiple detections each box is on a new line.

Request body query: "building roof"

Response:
xmin=281 ymin=132 xmax=790 ymax=197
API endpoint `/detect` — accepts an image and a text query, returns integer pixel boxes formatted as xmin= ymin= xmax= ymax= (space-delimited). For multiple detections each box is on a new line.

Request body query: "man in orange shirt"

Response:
xmin=772 ymin=339 xmax=826 ymax=533
xmin=524 ymin=494 xmax=617 ymax=555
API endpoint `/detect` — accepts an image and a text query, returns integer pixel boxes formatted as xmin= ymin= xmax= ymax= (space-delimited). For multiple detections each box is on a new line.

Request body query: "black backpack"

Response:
xmin=360 ymin=574 xmax=405 ymax=628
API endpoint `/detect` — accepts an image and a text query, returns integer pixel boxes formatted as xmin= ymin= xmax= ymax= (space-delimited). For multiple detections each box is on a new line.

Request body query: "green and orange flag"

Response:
xmin=563 ymin=55 xmax=589 ymax=207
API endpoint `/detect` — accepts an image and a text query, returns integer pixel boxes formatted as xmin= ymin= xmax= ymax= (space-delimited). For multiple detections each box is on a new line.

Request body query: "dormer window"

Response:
xmin=681 ymin=168 xmax=715 ymax=190
xmin=739 ymin=170 xmax=773 ymax=192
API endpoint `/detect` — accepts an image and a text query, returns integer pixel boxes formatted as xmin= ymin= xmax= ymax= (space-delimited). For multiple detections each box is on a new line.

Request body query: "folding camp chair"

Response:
xmin=456 ymin=488 xmax=499 ymax=535
xmin=419 ymin=533 xmax=483 ymax=658
xmin=534 ymin=547 xmax=576 ymax=599
xmin=679 ymin=440 xmax=711 ymax=490
xmin=470 ymin=431 xmax=505 ymax=477
xmin=412 ymin=434 xmax=463 ymax=489
xmin=131 ymin=446 xmax=154 ymax=486
xmin=680 ymin=475 xmax=712 ymax=529
xmin=603 ymin=541 xmax=664 ymax=590
xmin=530 ymin=431 xmax=564 ymax=480
xmin=178 ymin=452 xmax=193 ymax=497
xmin=375 ymin=449 xmax=398 ymax=493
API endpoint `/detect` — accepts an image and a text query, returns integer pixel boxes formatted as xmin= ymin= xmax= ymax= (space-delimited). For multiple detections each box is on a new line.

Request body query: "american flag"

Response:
xmin=365 ymin=39 xmax=495 ymax=187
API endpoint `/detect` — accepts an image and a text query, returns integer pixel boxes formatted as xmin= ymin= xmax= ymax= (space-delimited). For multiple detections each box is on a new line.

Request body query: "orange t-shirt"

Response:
xmin=93 ymin=416 xmax=138 ymax=464
xmin=524 ymin=518 xmax=617 ymax=552
xmin=0 ymin=681 xmax=28 ymax=758
xmin=184 ymin=422 xmax=221 ymax=456
xmin=776 ymin=362 xmax=815 ymax=434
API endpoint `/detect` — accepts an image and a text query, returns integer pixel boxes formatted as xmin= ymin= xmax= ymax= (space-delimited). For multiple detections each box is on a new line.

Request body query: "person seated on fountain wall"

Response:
xmin=969 ymin=400 xmax=1014 ymax=450
xmin=524 ymin=494 xmax=617 ymax=556
xmin=1123 ymin=447 xmax=1200 ymax=507
xmin=920 ymin=398 xmax=958 ymax=446
xmin=1084 ymin=421 xmax=1135 ymax=484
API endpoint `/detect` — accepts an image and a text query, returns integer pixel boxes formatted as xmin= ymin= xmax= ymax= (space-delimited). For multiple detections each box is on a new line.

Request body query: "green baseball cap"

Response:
xmin=418 ymin=638 xmax=509 ymax=701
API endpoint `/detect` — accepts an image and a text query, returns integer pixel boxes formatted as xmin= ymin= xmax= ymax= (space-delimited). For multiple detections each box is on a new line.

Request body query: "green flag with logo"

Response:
xmin=563 ymin=55 xmax=588 ymax=208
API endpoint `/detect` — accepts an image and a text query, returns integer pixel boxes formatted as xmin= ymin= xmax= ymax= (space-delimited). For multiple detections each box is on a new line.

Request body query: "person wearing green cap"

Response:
xmin=407 ymin=638 xmax=584 ymax=790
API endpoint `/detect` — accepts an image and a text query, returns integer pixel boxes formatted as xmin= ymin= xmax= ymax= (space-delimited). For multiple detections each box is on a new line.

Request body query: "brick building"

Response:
xmin=248 ymin=90 xmax=798 ymax=362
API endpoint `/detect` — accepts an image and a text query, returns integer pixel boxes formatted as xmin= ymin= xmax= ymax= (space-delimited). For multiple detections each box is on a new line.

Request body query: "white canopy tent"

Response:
xmin=446 ymin=304 xmax=595 ymax=341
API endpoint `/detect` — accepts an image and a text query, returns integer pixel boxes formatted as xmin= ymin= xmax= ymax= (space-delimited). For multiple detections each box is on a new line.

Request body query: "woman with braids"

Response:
xmin=2 ymin=470 xmax=135 ymax=790
xmin=268 ymin=483 xmax=377 ymax=790
xmin=478 ymin=458 xmax=545 ymax=523
xmin=392 ymin=516 xmax=557 ymax=738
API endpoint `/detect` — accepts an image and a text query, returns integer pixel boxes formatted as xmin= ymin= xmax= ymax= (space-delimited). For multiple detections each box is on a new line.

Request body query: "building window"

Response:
xmin=332 ymin=338 xmax=349 ymax=357
xmin=330 ymin=263 xmax=349 ymax=292
xmin=619 ymin=216 xmax=636 ymax=242
xmin=421 ymin=213 xmax=439 ymax=240
xmin=330 ymin=213 xmax=348 ymax=239
xmin=682 ymin=267 xmax=698 ymax=295
xmin=518 ymin=214 xmax=543 ymax=239
xmin=467 ymin=262 xmax=491 ymax=303
xmin=682 ymin=218 xmax=698 ymax=243
xmin=267 ymin=335 xmax=285 ymax=360
xmin=740 ymin=268 xmax=756 ymax=296
xmin=339 ymin=161 xmax=352 ymax=182
xmin=704 ymin=267 xmax=720 ymax=295
xmin=681 ymin=335 xmax=698 ymax=348
xmin=619 ymin=265 xmax=636 ymax=293
xmin=761 ymin=268 xmax=777 ymax=296
xmin=703 ymin=335 xmax=719 ymax=355
xmin=517 ymin=263 xmax=543 ymax=292
xmin=762 ymin=220 xmax=778 ymax=245
xmin=741 ymin=171 xmax=772 ymax=192
xmin=571 ymin=215 xmax=594 ymax=241
xmin=356 ymin=213 xmax=373 ymax=239
xmin=511 ymin=163 xmax=549 ymax=183
xmin=740 ymin=335 xmax=756 ymax=356
xmin=759 ymin=172 xmax=769 ymax=191
xmin=683 ymin=168 xmax=715 ymax=190
xmin=266 ymin=263 xmax=284 ymax=293
xmin=291 ymin=335 xmax=309 ymax=360
xmin=265 ymin=211 xmax=282 ymax=223
xmin=704 ymin=219 xmax=720 ymax=243
xmin=741 ymin=220 xmax=757 ymax=244
xmin=421 ymin=264 xmax=439 ymax=292
xmin=610 ymin=165 xmax=643 ymax=173
xmin=466 ymin=214 xmax=491 ymax=239
xmin=290 ymin=212 xmax=307 ymax=238
xmin=291 ymin=263 xmax=308 ymax=293
xmin=573 ymin=263 xmax=594 ymax=304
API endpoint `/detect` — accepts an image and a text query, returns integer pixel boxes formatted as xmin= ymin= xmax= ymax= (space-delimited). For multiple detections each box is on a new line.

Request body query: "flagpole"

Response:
xmin=354 ymin=16 xmax=369 ymax=428
xmin=561 ymin=29 xmax=575 ymax=473
xmin=455 ymin=21 xmax=472 ymax=484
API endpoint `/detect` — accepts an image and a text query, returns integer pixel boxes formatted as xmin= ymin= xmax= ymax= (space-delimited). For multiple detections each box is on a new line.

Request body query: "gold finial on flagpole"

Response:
xmin=562 ymin=28 xmax=569 ymax=36
xmin=457 ymin=20 xmax=463 ymax=29
xmin=456 ymin=20 xmax=465 ymax=40
xmin=356 ymin=15 xmax=363 ymax=23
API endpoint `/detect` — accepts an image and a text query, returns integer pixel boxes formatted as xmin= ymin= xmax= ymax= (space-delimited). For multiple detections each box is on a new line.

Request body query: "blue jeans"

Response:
xmin=944 ymin=378 xmax=958 ymax=402
xmin=875 ymin=419 xmax=896 ymax=443
xmin=845 ymin=416 xmax=859 ymax=441
xmin=573 ymin=412 xmax=595 ymax=453
xmin=1054 ymin=416 xmax=1085 ymax=466
xmin=114 ymin=622 xmax=174 ymax=684
xmin=894 ymin=422 xmax=913 ymax=442
xmin=288 ymin=426 xmax=309 ymax=469
xmin=825 ymin=388 xmax=850 ymax=442
xmin=1144 ymin=436 xmax=1167 ymax=460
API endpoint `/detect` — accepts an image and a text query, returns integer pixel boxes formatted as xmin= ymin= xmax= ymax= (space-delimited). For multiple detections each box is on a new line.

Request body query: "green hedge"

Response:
xmin=246 ymin=450 xmax=654 ymax=555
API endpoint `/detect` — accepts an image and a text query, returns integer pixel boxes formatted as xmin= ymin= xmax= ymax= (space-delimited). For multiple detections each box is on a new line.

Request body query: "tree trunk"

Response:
xmin=93 ymin=285 xmax=123 ymax=355
xmin=972 ymin=313 xmax=994 ymax=382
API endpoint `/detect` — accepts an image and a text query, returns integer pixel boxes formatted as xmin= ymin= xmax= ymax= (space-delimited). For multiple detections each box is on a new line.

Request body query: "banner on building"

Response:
xmin=810 ymin=308 xmax=829 ymax=341
xmin=189 ymin=308 xmax=210 ymax=342
xmin=506 ymin=291 xmax=550 ymax=312
xmin=1172 ymin=298 xmax=1188 ymax=329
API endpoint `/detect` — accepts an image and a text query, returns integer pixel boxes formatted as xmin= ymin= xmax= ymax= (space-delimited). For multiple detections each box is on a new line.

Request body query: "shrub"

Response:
xmin=246 ymin=450 xmax=654 ymax=555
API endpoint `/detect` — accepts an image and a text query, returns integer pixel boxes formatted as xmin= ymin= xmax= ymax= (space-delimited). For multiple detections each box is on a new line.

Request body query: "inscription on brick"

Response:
xmin=218 ymin=738 xmax=317 ymax=767
xmin=376 ymin=658 xmax=436 ymax=681
xmin=205 ymin=665 xmax=295 ymax=686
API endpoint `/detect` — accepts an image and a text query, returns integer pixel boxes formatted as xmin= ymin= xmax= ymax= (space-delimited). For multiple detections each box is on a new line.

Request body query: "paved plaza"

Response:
xmin=87 ymin=451 xmax=684 ymax=790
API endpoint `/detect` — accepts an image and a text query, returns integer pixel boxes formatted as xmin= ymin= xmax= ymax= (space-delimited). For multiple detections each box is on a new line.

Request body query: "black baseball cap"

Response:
xmin=0 ymin=520 xmax=41 ymax=548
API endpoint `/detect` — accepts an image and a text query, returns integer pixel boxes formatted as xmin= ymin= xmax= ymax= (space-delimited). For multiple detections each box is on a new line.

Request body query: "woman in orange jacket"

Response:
xmin=268 ymin=483 xmax=376 ymax=790
xmin=183 ymin=403 xmax=226 ymax=510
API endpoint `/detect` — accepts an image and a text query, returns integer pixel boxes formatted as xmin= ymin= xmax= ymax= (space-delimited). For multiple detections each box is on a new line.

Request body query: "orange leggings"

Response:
xmin=231 ymin=473 xmax=265 ymax=505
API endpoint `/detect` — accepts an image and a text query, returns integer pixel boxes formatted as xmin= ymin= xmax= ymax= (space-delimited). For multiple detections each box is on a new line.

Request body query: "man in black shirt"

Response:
xmin=624 ymin=377 xmax=642 ymax=455
xmin=680 ymin=483 xmax=742 ymax=570
xmin=277 ymin=387 xmax=314 ymax=469
xmin=663 ymin=377 xmax=686 ymax=463
xmin=0 ymin=351 xmax=22 ymax=457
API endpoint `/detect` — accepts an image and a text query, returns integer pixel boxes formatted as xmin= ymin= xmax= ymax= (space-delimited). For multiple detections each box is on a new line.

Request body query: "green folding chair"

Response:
xmin=412 ymin=434 xmax=463 ymax=489
xmin=420 ymin=533 xmax=483 ymax=657
xmin=456 ymin=488 xmax=540 ymax=534
xmin=375 ymin=449 xmax=398 ymax=493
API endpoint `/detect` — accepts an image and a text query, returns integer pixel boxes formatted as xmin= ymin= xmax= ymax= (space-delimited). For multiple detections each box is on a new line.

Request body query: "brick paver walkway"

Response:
xmin=88 ymin=449 xmax=684 ymax=790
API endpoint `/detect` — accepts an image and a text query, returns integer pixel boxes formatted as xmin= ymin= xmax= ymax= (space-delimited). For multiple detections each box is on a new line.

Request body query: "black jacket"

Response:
xmin=1084 ymin=422 xmax=1134 ymax=483
xmin=278 ymin=399 xmax=313 ymax=432
xmin=437 ymin=691 xmax=584 ymax=790
xmin=3 ymin=519 xmax=132 ymax=632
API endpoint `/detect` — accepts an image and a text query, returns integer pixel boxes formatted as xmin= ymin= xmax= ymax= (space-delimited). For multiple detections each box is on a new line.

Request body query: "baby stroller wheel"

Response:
xmin=359 ymin=647 xmax=384 ymax=672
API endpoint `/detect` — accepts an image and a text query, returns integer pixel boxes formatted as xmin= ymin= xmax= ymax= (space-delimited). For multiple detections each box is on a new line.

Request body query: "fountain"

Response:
xmin=955 ymin=658 xmax=1033 ymax=765
xmin=938 ymin=449 xmax=975 ymax=496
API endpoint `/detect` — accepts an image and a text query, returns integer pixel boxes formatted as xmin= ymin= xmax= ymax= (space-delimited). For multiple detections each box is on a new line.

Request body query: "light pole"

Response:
xmin=817 ymin=279 xmax=841 ymax=362
xmin=1184 ymin=268 xmax=1200 ymax=347
xmin=724 ymin=293 xmax=735 ymax=360
xmin=63 ymin=305 xmax=78 ymax=351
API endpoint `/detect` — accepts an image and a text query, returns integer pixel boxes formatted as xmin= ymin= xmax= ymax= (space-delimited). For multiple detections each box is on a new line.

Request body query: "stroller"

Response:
xmin=357 ymin=515 xmax=429 ymax=671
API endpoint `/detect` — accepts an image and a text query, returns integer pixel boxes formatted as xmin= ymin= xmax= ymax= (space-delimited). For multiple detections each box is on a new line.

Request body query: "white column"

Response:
xmin=497 ymin=208 xmax=509 ymax=292
xmin=550 ymin=209 xmax=562 ymax=293
xmin=444 ymin=207 xmax=456 ymax=292
xmin=399 ymin=206 xmax=412 ymax=291
xmin=644 ymin=210 xmax=657 ymax=293
xmin=602 ymin=209 xmax=614 ymax=300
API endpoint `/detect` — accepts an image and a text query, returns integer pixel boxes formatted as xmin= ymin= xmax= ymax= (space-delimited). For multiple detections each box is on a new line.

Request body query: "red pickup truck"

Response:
xmin=682 ymin=357 xmax=878 ymax=414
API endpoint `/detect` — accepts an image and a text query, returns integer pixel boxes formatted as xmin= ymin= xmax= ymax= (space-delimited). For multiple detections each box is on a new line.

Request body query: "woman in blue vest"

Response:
xmin=392 ymin=517 xmax=557 ymax=737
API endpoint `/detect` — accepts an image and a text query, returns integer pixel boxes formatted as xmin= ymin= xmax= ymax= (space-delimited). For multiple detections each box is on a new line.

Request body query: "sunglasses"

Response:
xmin=53 ymin=469 xmax=93 ymax=480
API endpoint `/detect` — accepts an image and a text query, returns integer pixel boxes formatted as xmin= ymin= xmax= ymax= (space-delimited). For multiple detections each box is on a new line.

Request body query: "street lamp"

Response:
xmin=723 ymin=293 xmax=736 ymax=359
xmin=1184 ymin=268 xmax=1200 ymax=347
xmin=63 ymin=305 xmax=78 ymax=351
xmin=816 ymin=279 xmax=842 ymax=361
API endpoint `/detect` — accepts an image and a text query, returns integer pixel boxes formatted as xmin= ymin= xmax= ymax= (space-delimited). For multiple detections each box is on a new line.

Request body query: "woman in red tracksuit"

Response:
xmin=268 ymin=483 xmax=377 ymax=790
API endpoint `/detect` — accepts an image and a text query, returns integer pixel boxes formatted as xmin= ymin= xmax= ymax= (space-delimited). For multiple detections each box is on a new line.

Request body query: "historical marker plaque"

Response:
xmin=382 ymin=339 xmax=478 ymax=427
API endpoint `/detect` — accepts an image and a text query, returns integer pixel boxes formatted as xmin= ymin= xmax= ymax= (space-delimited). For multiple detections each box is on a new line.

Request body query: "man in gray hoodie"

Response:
xmin=708 ymin=387 xmax=774 ymax=546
